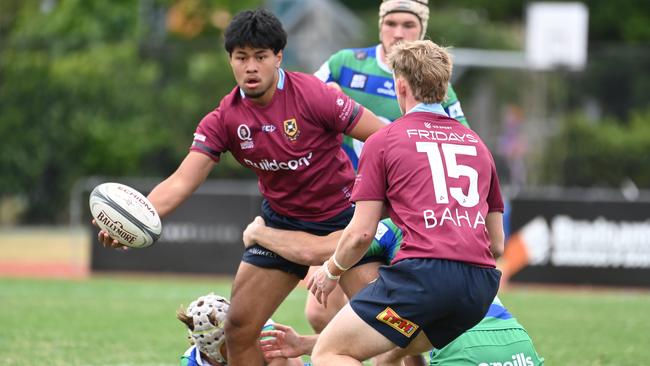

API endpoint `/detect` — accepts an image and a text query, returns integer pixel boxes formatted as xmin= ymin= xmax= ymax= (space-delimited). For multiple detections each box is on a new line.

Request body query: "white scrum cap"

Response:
xmin=379 ymin=0 xmax=430 ymax=40
xmin=186 ymin=293 xmax=230 ymax=363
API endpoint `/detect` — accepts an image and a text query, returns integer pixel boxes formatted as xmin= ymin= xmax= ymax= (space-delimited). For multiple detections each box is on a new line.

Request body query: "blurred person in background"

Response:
xmin=96 ymin=8 xmax=386 ymax=366
xmin=176 ymin=292 xmax=304 ymax=366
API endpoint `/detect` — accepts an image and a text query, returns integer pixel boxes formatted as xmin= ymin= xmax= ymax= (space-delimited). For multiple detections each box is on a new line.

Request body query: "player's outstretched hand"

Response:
xmin=306 ymin=263 xmax=338 ymax=308
xmin=242 ymin=215 xmax=266 ymax=248
xmin=259 ymin=323 xmax=304 ymax=360
xmin=92 ymin=219 xmax=129 ymax=250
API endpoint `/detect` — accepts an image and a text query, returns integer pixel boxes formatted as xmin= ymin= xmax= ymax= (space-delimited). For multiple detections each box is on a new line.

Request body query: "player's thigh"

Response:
xmin=313 ymin=304 xmax=396 ymax=361
xmin=228 ymin=261 xmax=300 ymax=329
xmin=340 ymin=261 xmax=381 ymax=297
xmin=305 ymin=284 xmax=346 ymax=329
xmin=374 ymin=349 xmax=427 ymax=366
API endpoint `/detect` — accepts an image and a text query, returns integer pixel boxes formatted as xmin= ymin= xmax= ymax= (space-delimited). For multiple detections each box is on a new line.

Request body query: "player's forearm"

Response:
xmin=253 ymin=227 xmax=339 ymax=265
xmin=486 ymin=212 xmax=505 ymax=259
xmin=148 ymin=152 xmax=215 ymax=218
xmin=297 ymin=334 xmax=319 ymax=355
xmin=328 ymin=226 xmax=374 ymax=276
xmin=147 ymin=179 xmax=193 ymax=218
xmin=329 ymin=201 xmax=383 ymax=275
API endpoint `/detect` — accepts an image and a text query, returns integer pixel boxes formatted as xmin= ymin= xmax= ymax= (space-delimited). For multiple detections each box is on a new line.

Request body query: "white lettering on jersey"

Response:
xmin=406 ymin=129 xmax=479 ymax=143
xmin=350 ymin=74 xmax=367 ymax=89
xmin=477 ymin=352 xmax=535 ymax=366
xmin=377 ymin=80 xmax=396 ymax=97
xmin=423 ymin=208 xmax=485 ymax=229
xmin=243 ymin=152 xmax=313 ymax=171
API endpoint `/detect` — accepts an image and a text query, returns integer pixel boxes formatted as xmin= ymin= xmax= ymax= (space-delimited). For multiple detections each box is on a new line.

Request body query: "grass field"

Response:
xmin=1 ymin=275 xmax=649 ymax=366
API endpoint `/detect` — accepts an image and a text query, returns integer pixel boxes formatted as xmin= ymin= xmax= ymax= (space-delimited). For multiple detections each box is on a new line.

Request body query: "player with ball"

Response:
xmin=94 ymin=8 xmax=385 ymax=366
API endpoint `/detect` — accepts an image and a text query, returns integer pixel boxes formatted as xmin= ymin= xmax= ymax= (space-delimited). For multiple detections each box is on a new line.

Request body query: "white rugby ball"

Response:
xmin=89 ymin=182 xmax=162 ymax=248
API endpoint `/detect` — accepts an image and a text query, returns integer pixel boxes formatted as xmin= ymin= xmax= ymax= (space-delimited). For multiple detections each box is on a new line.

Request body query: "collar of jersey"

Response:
xmin=406 ymin=103 xmax=448 ymax=117
xmin=239 ymin=68 xmax=285 ymax=98
xmin=375 ymin=44 xmax=393 ymax=74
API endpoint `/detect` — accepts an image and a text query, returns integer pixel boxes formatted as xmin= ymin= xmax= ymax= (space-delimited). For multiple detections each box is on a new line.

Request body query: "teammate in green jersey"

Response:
xmin=314 ymin=0 xmax=469 ymax=169
xmin=243 ymin=217 xmax=544 ymax=366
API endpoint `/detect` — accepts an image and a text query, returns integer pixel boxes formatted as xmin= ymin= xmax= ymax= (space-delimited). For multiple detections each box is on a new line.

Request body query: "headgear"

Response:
xmin=379 ymin=0 xmax=430 ymax=40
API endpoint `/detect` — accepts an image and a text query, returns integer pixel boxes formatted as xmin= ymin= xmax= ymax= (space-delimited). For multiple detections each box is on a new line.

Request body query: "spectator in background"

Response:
xmin=498 ymin=105 xmax=527 ymax=190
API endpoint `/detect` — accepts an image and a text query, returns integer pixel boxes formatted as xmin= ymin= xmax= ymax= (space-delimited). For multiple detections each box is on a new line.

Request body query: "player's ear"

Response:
xmin=274 ymin=50 xmax=283 ymax=68
xmin=395 ymin=76 xmax=407 ymax=97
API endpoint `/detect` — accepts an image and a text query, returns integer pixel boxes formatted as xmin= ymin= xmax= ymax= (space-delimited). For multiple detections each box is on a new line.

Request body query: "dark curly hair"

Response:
xmin=224 ymin=8 xmax=287 ymax=55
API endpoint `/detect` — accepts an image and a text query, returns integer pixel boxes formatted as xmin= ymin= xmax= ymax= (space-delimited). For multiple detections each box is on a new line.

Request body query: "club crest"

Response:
xmin=283 ymin=118 xmax=300 ymax=141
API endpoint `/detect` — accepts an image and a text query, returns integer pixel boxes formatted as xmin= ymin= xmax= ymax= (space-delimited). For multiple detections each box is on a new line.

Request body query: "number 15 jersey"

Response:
xmin=351 ymin=103 xmax=503 ymax=268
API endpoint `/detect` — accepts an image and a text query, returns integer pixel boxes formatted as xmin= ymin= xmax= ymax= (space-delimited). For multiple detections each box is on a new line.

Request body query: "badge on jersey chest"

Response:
xmin=283 ymin=118 xmax=300 ymax=141
xmin=237 ymin=124 xmax=254 ymax=149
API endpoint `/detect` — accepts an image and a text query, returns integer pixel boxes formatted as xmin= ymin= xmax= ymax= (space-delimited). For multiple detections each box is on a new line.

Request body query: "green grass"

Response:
xmin=0 ymin=276 xmax=649 ymax=365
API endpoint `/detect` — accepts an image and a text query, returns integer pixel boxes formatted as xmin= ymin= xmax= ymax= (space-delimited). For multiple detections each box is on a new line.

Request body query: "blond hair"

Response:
xmin=387 ymin=40 xmax=452 ymax=104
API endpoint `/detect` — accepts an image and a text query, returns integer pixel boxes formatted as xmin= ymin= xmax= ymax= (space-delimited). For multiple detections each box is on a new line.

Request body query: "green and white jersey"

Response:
xmin=315 ymin=44 xmax=469 ymax=169
xmin=428 ymin=296 xmax=544 ymax=365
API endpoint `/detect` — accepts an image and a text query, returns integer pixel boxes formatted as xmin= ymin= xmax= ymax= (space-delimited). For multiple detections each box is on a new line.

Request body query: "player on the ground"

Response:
xmin=307 ymin=40 xmax=503 ymax=365
xmin=176 ymin=293 xmax=303 ymax=366
xmin=96 ymin=8 xmax=386 ymax=366
xmin=244 ymin=218 xmax=543 ymax=365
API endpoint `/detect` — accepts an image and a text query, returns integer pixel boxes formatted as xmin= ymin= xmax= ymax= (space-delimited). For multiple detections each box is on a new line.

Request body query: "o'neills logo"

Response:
xmin=96 ymin=210 xmax=137 ymax=245
xmin=478 ymin=353 xmax=534 ymax=366
xmin=116 ymin=185 xmax=156 ymax=217
xmin=376 ymin=307 xmax=419 ymax=337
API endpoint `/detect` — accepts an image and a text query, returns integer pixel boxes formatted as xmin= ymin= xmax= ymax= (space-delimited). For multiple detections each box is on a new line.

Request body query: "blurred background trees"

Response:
xmin=0 ymin=0 xmax=648 ymax=224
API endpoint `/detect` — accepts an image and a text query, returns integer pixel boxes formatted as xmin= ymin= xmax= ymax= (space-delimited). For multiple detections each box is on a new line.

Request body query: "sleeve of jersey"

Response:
xmin=189 ymin=110 xmax=228 ymax=163
xmin=486 ymin=159 xmax=504 ymax=212
xmin=351 ymin=132 xmax=387 ymax=202
xmin=314 ymin=51 xmax=344 ymax=83
xmin=313 ymin=81 xmax=365 ymax=134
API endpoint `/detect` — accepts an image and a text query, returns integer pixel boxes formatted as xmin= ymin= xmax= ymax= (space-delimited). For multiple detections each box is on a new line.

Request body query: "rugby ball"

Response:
xmin=89 ymin=182 xmax=162 ymax=248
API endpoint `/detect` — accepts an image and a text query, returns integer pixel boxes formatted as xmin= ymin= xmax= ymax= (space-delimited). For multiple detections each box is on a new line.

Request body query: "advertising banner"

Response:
xmin=502 ymin=190 xmax=650 ymax=287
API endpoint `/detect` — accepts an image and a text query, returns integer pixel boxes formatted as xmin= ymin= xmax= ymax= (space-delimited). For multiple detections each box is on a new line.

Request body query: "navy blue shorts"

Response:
xmin=242 ymin=200 xmax=354 ymax=279
xmin=349 ymin=258 xmax=500 ymax=349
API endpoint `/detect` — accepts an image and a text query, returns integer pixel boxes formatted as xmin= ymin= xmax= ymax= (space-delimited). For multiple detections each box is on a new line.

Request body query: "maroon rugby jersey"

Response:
xmin=351 ymin=105 xmax=503 ymax=267
xmin=191 ymin=69 xmax=364 ymax=221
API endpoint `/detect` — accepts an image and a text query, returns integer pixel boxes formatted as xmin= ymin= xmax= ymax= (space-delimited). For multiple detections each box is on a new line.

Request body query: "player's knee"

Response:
xmin=305 ymin=304 xmax=331 ymax=333
xmin=224 ymin=311 xmax=257 ymax=341
xmin=310 ymin=346 xmax=328 ymax=366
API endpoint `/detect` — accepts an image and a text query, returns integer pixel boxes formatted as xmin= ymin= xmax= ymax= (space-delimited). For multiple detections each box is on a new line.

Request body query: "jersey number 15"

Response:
xmin=416 ymin=142 xmax=479 ymax=208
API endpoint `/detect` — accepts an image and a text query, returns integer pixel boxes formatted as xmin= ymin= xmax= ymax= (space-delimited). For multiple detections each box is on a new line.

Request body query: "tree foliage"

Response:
xmin=0 ymin=0 xmax=648 ymax=223
xmin=543 ymin=110 xmax=650 ymax=187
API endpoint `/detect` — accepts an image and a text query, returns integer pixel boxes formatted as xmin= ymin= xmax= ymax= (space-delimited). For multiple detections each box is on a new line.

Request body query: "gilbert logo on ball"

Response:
xmin=89 ymin=182 xmax=162 ymax=248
